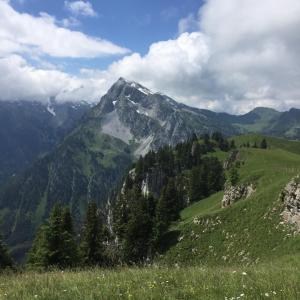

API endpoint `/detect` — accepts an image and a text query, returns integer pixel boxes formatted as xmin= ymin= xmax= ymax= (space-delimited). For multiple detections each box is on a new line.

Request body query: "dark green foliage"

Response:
xmin=211 ymin=132 xmax=230 ymax=151
xmin=80 ymin=202 xmax=105 ymax=266
xmin=188 ymin=158 xmax=225 ymax=202
xmin=122 ymin=189 xmax=155 ymax=263
xmin=230 ymin=140 xmax=236 ymax=149
xmin=228 ymin=167 xmax=239 ymax=186
xmin=0 ymin=233 xmax=13 ymax=269
xmin=27 ymin=204 xmax=79 ymax=269
xmin=113 ymin=136 xmax=225 ymax=263
xmin=260 ymin=138 xmax=268 ymax=149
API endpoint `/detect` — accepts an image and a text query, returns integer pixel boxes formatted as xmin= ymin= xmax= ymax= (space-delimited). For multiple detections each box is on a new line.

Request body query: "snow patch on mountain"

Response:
xmin=47 ymin=104 xmax=56 ymax=116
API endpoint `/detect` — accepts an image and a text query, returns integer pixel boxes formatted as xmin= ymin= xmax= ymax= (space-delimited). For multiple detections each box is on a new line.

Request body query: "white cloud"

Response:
xmin=1 ymin=0 xmax=300 ymax=114
xmin=107 ymin=0 xmax=300 ymax=113
xmin=0 ymin=0 xmax=128 ymax=58
xmin=0 ymin=54 xmax=111 ymax=103
xmin=178 ymin=13 xmax=199 ymax=34
xmin=65 ymin=1 xmax=97 ymax=17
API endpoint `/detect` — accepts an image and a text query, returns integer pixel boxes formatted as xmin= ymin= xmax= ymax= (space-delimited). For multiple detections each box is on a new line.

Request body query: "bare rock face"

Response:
xmin=281 ymin=176 xmax=300 ymax=232
xmin=222 ymin=184 xmax=255 ymax=208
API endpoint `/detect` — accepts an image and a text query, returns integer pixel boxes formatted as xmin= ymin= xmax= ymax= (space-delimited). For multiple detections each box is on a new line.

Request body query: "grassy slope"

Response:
xmin=1 ymin=135 xmax=300 ymax=299
xmin=160 ymin=136 xmax=300 ymax=267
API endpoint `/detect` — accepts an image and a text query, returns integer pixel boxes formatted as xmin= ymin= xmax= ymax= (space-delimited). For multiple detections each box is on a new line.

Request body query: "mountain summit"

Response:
xmin=91 ymin=77 xmax=236 ymax=156
xmin=1 ymin=78 xmax=300 ymax=261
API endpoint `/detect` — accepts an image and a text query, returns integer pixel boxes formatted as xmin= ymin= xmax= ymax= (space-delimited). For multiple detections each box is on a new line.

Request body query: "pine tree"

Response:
xmin=229 ymin=167 xmax=239 ymax=186
xmin=154 ymin=178 xmax=181 ymax=244
xmin=122 ymin=191 xmax=154 ymax=263
xmin=230 ymin=140 xmax=236 ymax=149
xmin=260 ymin=138 xmax=267 ymax=149
xmin=0 ymin=233 xmax=13 ymax=269
xmin=80 ymin=202 xmax=105 ymax=266
xmin=60 ymin=207 xmax=79 ymax=267
xmin=188 ymin=165 xmax=207 ymax=202
xmin=27 ymin=204 xmax=78 ymax=269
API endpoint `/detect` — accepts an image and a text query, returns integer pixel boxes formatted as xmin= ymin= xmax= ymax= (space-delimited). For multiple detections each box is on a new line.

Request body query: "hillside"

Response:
xmin=159 ymin=135 xmax=300 ymax=266
xmin=1 ymin=135 xmax=300 ymax=299
xmin=0 ymin=100 xmax=91 ymax=185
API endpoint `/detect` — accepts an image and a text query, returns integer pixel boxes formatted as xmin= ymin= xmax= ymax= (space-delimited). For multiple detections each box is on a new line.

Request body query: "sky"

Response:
xmin=0 ymin=0 xmax=300 ymax=114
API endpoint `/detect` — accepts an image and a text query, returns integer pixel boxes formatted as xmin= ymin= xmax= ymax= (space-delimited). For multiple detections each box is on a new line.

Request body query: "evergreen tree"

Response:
xmin=260 ymin=138 xmax=267 ymax=149
xmin=253 ymin=141 xmax=258 ymax=148
xmin=0 ymin=233 xmax=13 ymax=269
xmin=229 ymin=167 xmax=239 ymax=186
xmin=230 ymin=140 xmax=236 ymax=149
xmin=122 ymin=191 xmax=154 ymax=263
xmin=188 ymin=165 xmax=207 ymax=202
xmin=154 ymin=178 xmax=181 ymax=244
xmin=80 ymin=202 xmax=105 ymax=266
xmin=27 ymin=204 xmax=78 ymax=269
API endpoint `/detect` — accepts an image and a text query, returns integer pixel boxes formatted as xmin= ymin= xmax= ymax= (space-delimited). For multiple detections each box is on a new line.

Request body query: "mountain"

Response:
xmin=0 ymin=78 xmax=238 ymax=261
xmin=1 ymin=77 xmax=300 ymax=261
xmin=0 ymin=100 xmax=91 ymax=185
xmin=91 ymin=77 xmax=237 ymax=155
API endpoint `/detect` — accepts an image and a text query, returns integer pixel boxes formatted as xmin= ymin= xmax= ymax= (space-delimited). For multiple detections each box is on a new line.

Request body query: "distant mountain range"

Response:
xmin=0 ymin=100 xmax=91 ymax=185
xmin=1 ymin=77 xmax=300 ymax=260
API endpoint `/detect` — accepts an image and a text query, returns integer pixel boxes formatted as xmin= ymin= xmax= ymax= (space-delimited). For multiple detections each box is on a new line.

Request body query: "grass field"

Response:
xmin=0 ymin=258 xmax=299 ymax=299
xmin=1 ymin=135 xmax=300 ymax=299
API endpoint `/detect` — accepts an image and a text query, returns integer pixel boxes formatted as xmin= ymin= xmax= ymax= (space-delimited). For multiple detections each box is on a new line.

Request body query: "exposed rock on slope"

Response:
xmin=222 ymin=184 xmax=255 ymax=208
xmin=281 ymin=176 xmax=300 ymax=232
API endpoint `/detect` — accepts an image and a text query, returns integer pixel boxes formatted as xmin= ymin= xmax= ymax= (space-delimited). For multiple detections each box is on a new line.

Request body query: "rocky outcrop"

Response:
xmin=223 ymin=150 xmax=240 ymax=170
xmin=280 ymin=176 xmax=300 ymax=232
xmin=222 ymin=184 xmax=255 ymax=208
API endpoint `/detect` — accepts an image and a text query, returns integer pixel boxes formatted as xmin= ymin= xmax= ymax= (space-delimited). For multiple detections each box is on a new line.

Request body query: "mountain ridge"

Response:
xmin=1 ymin=78 xmax=300 ymax=261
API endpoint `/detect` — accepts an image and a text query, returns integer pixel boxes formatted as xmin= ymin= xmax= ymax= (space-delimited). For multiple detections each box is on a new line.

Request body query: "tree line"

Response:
xmin=0 ymin=132 xmax=233 ymax=269
xmin=113 ymin=133 xmax=229 ymax=264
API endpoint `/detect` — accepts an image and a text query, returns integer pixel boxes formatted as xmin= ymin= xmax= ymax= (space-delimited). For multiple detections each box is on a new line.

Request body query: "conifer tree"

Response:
xmin=80 ymin=202 xmax=105 ymax=266
xmin=0 ymin=233 xmax=13 ymax=269
xmin=154 ymin=178 xmax=181 ymax=244
xmin=229 ymin=167 xmax=239 ymax=186
xmin=122 ymin=190 xmax=154 ymax=263
xmin=260 ymin=138 xmax=267 ymax=149
xmin=27 ymin=204 xmax=78 ymax=269
xmin=188 ymin=165 xmax=207 ymax=202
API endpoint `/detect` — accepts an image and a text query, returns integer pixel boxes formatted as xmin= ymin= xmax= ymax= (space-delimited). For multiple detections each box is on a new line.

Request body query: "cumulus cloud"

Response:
xmin=1 ymin=0 xmax=300 ymax=114
xmin=0 ymin=0 xmax=128 ymax=58
xmin=0 ymin=54 xmax=112 ymax=103
xmin=178 ymin=13 xmax=199 ymax=34
xmin=107 ymin=0 xmax=300 ymax=113
xmin=65 ymin=1 xmax=97 ymax=17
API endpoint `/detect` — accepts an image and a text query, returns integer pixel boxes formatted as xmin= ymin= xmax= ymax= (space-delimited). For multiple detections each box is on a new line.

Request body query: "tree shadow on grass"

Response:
xmin=157 ymin=229 xmax=181 ymax=254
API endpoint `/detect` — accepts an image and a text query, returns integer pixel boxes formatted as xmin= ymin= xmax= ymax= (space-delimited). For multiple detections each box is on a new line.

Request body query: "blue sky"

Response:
xmin=1 ymin=0 xmax=299 ymax=113
xmin=11 ymin=0 xmax=203 ymax=71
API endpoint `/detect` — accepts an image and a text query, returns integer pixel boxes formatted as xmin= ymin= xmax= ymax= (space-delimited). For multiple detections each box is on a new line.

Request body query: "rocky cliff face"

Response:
xmin=91 ymin=77 xmax=237 ymax=156
xmin=280 ymin=176 xmax=300 ymax=232
xmin=222 ymin=184 xmax=255 ymax=208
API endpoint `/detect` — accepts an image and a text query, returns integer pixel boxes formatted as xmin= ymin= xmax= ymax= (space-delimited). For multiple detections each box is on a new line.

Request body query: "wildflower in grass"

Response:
xmin=242 ymin=272 xmax=247 ymax=276
xmin=272 ymin=291 xmax=276 ymax=295
xmin=265 ymin=292 xmax=269 ymax=297
xmin=240 ymin=293 xmax=244 ymax=297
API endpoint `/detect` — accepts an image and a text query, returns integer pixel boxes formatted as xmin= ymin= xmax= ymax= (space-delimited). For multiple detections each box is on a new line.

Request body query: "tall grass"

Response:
xmin=0 ymin=259 xmax=299 ymax=299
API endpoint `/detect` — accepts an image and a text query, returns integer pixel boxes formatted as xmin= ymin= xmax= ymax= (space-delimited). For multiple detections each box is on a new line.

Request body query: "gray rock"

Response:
xmin=222 ymin=184 xmax=255 ymax=208
xmin=280 ymin=176 xmax=300 ymax=232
